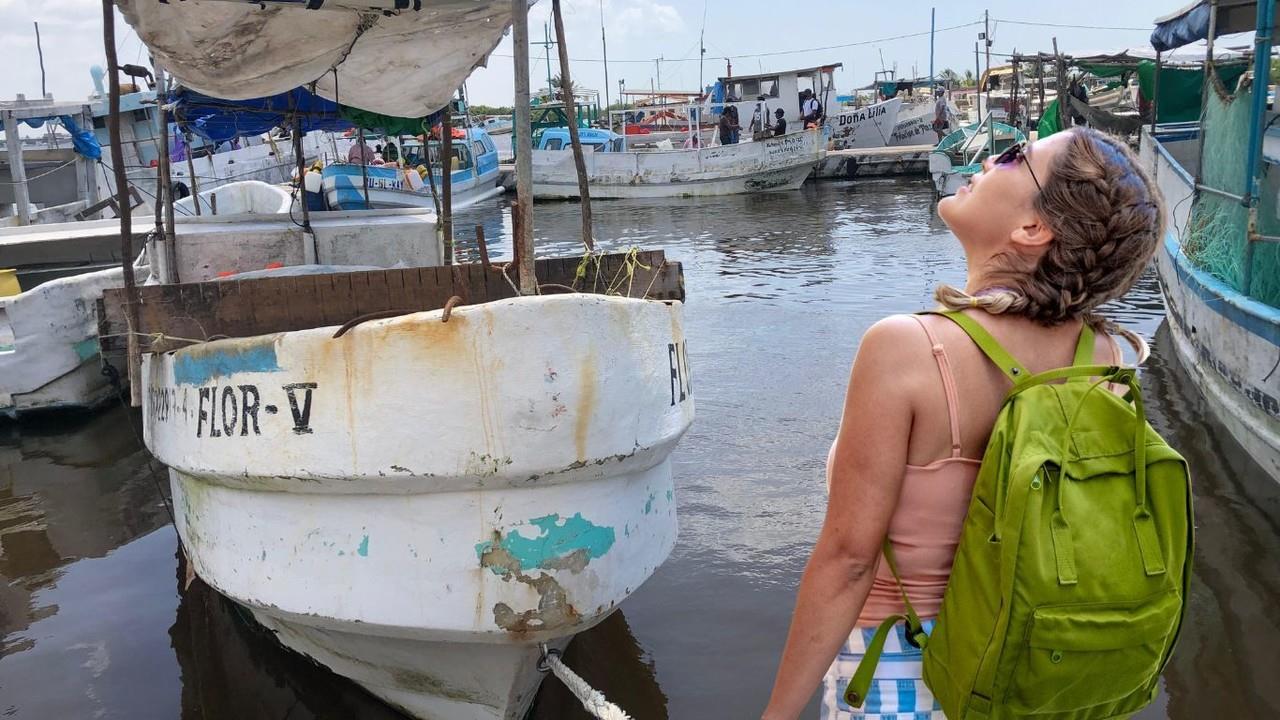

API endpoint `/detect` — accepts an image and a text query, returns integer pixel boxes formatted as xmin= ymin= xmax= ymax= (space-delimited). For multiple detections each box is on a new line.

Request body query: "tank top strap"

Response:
xmin=909 ymin=315 xmax=964 ymax=458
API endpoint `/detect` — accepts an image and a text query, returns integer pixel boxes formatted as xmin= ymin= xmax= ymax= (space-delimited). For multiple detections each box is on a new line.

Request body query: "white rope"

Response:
xmin=541 ymin=649 xmax=634 ymax=720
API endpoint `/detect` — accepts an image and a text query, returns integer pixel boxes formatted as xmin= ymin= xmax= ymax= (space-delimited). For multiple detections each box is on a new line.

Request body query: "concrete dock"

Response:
xmin=811 ymin=144 xmax=933 ymax=180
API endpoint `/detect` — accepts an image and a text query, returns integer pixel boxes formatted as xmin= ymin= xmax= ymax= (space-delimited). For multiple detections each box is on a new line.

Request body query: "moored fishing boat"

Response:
xmin=321 ymin=127 xmax=503 ymax=211
xmin=1140 ymin=0 xmax=1280 ymax=481
xmin=706 ymin=64 xmax=901 ymax=151
xmin=532 ymin=126 xmax=824 ymax=199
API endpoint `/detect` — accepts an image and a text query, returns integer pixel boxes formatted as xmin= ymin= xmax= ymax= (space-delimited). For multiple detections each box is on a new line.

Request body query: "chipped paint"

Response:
xmin=173 ymin=340 xmax=281 ymax=386
xmin=492 ymin=573 xmax=581 ymax=634
xmin=644 ymin=492 xmax=657 ymax=514
xmin=357 ymin=534 xmax=370 ymax=557
xmin=476 ymin=513 xmax=614 ymax=576
xmin=73 ymin=337 xmax=99 ymax=362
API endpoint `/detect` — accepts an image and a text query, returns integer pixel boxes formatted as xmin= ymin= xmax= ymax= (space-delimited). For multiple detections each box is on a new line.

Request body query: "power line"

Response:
xmin=992 ymin=18 xmax=1152 ymax=32
xmin=489 ymin=19 xmax=982 ymax=65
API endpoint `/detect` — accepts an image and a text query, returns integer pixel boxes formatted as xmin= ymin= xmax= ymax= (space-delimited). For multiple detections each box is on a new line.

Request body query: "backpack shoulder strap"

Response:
xmin=922 ymin=310 xmax=1029 ymax=381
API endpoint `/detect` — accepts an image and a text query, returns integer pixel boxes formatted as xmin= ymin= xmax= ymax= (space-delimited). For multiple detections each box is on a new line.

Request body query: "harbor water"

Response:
xmin=2 ymin=180 xmax=1277 ymax=718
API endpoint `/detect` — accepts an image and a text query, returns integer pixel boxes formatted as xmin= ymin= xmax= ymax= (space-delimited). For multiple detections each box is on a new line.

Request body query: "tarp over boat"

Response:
xmin=1151 ymin=0 xmax=1268 ymax=51
xmin=116 ymin=0 xmax=516 ymax=117
xmin=169 ymin=87 xmax=444 ymax=142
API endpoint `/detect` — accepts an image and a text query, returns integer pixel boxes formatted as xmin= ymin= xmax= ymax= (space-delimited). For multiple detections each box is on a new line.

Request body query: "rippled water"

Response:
xmin=1 ymin=180 xmax=1276 ymax=719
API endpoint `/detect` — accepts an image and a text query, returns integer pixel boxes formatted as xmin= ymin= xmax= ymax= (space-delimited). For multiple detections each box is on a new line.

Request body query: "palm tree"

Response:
xmin=547 ymin=73 xmax=582 ymax=101
xmin=963 ymin=69 xmax=976 ymax=87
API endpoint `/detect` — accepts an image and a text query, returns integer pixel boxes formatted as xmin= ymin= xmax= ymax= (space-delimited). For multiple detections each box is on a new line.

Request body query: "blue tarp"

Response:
xmin=7 ymin=115 xmax=102 ymax=159
xmin=171 ymin=86 xmax=351 ymax=144
xmin=58 ymin=115 xmax=101 ymax=160
xmin=1151 ymin=1 xmax=1212 ymax=51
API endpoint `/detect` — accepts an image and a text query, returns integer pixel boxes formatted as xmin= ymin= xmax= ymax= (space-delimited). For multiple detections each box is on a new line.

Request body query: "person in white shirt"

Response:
xmin=801 ymin=89 xmax=822 ymax=127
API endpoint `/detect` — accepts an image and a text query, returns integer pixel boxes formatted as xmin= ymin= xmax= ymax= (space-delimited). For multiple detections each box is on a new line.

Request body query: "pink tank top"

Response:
xmin=857 ymin=316 xmax=981 ymax=626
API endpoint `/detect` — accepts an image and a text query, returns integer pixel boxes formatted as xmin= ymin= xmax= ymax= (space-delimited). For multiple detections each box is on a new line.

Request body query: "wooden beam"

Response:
xmin=2 ymin=112 xmax=32 ymax=225
xmin=511 ymin=0 xmax=537 ymax=293
xmin=552 ymin=0 xmax=595 ymax=252
xmin=99 ymin=251 xmax=684 ymax=354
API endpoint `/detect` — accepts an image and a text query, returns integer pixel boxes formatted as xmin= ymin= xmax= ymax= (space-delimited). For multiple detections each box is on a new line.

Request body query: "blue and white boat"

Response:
xmin=1142 ymin=0 xmax=1280 ymax=482
xmin=321 ymin=127 xmax=503 ymax=211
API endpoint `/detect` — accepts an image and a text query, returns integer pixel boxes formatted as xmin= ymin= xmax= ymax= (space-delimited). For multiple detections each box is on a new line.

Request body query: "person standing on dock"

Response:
xmin=761 ymin=128 xmax=1168 ymax=720
xmin=933 ymin=87 xmax=950 ymax=142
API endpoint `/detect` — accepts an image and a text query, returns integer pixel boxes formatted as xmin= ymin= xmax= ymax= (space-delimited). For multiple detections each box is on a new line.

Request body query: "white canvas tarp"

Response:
xmin=116 ymin=0 xmax=515 ymax=117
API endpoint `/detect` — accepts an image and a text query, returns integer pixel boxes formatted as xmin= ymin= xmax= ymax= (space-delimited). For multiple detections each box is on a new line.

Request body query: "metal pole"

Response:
xmin=511 ymin=0 xmax=537 ymax=294
xmin=294 ymin=115 xmax=315 ymax=262
xmin=600 ymin=0 xmax=611 ymax=111
xmin=929 ymin=8 xmax=936 ymax=92
xmin=154 ymin=65 xmax=177 ymax=282
xmin=1150 ymin=51 xmax=1162 ymax=133
xmin=185 ymin=133 xmax=201 ymax=215
xmin=357 ymin=127 xmax=371 ymax=209
xmin=442 ymin=104 xmax=454 ymax=264
xmin=545 ymin=23 xmax=554 ymax=100
xmin=1241 ymin=0 xmax=1273 ymax=296
xmin=34 ymin=22 xmax=46 ymax=98
xmin=103 ymin=0 xmax=142 ymax=406
xmin=553 ymin=0 xmax=594 ymax=252
xmin=3 ymin=113 xmax=31 ymax=226
xmin=1053 ymin=38 xmax=1067 ymax=130
xmin=984 ymin=9 xmax=991 ymax=128
xmin=1194 ymin=0 xmax=1219 ymax=185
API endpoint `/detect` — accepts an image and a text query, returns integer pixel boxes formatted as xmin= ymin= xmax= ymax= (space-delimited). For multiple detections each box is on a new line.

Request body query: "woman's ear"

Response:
xmin=1010 ymin=213 xmax=1055 ymax=250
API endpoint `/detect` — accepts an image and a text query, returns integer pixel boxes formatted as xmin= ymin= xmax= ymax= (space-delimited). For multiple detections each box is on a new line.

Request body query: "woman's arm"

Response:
xmin=762 ymin=317 xmax=923 ymax=720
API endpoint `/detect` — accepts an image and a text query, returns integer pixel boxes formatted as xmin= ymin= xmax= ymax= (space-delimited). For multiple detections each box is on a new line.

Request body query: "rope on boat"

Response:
xmin=539 ymin=647 xmax=634 ymax=720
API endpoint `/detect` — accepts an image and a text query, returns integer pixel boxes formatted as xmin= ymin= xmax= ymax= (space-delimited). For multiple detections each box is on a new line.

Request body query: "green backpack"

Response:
xmin=846 ymin=311 xmax=1193 ymax=719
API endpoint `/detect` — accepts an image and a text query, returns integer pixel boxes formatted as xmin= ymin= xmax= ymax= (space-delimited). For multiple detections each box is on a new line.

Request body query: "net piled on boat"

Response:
xmin=1182 ymin=69 xmax=1280 ymax=307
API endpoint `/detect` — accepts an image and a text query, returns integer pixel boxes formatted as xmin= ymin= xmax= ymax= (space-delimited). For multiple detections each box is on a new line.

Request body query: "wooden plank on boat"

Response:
xmin=99 ymin=251 xmax=683 ymax=353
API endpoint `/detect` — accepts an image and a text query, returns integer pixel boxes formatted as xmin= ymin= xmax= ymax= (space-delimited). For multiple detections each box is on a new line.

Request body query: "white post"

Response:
xmin=3 ymin=112 xmax=32 ymax=225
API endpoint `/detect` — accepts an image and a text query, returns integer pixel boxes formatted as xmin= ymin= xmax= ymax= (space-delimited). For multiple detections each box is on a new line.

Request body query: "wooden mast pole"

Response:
xmin=511 ymin=0 xmax=537 ymax=293
xmin=103 ymin=0 xmax=142 ymax=405
xmin=552 ymin=0 xmax=594 ymax=252
xmin=442 ymin=101 xmax=454 ymax=264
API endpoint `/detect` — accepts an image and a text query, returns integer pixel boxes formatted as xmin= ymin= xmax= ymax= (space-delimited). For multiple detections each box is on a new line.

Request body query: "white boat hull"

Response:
xmin=828 ymin=97 xmax=902 ymax=150
xmin=143 ymin=294 xmax=694 ymax=718
xmin=1143 ymin=129 xmax=1280 ymax=481
xmin=0 ymin=266 xmax=125 ymax=418
xmin=532 ymin=128 xmax=824 ymax=199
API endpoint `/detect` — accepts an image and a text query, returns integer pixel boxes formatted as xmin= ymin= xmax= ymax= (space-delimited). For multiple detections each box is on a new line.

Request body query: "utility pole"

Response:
xmin=984 ymin=9 xmax=991 ymax=116
xmin=655 ymin=56 xmax=663 ymax=97
xmin=511 ymin=0 xmax=536 ymax=294
xmin=600 ymin=0 xmax=610 ymax=109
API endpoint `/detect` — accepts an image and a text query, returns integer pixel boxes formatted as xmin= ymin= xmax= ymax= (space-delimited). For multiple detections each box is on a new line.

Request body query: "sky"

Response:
xmin=0 ymin=0 xmax=1184 ymax=110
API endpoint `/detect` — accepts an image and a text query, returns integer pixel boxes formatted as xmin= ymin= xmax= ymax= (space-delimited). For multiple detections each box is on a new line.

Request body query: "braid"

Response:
xmin=935 ymin=129 xmax=1163 ymax=363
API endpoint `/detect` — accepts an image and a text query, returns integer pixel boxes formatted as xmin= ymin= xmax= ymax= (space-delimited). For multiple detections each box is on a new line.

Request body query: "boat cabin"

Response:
xmin=710 ymin=64 xmax=842 ymax=128
xmin=535 ymin=127 xmax=623 ymax=152
xmin=401 ymin=127 xmax=499 ymax=174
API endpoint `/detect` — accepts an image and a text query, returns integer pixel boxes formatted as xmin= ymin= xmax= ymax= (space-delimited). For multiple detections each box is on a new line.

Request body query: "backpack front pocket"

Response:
xmin=1007 ymin=590 xmax=1180 ymax=715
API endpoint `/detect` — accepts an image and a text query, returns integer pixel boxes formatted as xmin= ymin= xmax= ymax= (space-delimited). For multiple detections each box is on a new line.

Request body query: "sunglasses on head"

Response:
xmin=992 ymin=141 xmax=1042 ymax=192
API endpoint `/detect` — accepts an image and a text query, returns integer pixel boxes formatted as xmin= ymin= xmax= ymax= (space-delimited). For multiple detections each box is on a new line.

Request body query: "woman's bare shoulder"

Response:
xmin=854 ymin=315 xmax=936 ymax=376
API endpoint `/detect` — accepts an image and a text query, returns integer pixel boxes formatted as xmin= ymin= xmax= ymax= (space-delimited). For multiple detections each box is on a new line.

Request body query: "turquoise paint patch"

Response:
xmin=0 ymin=343 xmax=14 ymax=353
xmin=357 ymin=535 xmax=370 ymax=557
xmin=173 ymin=342 xmax=280 ymax=386
xmin=665 ymin=489 xmax=674 ymax=502
xmin=644 ymin=492 xmax=657 ymax=515
xmin=476 ymin=513 xmax=615 ymax=575
xmin=73 ymin=338 xmax=99 ymax=362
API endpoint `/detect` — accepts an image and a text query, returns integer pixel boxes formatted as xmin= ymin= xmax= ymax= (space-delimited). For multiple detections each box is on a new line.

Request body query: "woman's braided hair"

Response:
xmin=936 ymin=128 xmax=1165 ymax=361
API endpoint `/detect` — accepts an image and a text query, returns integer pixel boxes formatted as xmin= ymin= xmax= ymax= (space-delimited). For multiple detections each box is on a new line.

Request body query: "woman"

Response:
xmin=762 ymin=127 xmax=1164 ymax=720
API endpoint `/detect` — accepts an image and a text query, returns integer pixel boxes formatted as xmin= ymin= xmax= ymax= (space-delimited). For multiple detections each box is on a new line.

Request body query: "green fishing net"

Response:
xmin=1183 ymin=71 xmax=1280 ymax=307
